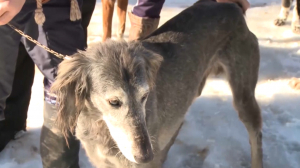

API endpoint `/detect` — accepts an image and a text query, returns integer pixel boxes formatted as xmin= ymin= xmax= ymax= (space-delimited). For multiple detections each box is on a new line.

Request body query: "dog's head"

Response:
xmin=51 ymin=40 xmax=163 ymax=163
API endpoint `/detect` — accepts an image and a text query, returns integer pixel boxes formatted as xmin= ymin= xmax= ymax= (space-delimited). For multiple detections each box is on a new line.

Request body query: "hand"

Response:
xmin=0 ymin=0 xmax=26 ymax=25
xmin=217 ymin=0 xmax=250 ymax=13
xmin=42 ymin=0 xmax=50 ymax=3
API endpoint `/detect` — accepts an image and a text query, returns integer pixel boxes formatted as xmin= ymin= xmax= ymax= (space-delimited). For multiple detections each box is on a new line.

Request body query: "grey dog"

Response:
xmin=51 ymin=0 xmax=263 ymax=168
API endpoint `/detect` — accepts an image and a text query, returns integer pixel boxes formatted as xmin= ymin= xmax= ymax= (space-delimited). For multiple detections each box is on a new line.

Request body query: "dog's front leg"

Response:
xmin=274 ymin=0 xmax=292 ymax=26
xmin=116 ymin=0 xmax=128 ymax=39
xmin=292 ymin=1 xmax=300 ymax=34
xmin=102 ymin=0 xmax=116 ymax=41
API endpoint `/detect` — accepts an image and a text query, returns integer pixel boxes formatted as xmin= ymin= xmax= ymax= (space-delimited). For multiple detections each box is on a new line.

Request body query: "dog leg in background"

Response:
xmin=274 ymin=0 xmax=292 ymax=26
xmin=117 ymin=0 xmax=128 ymax=39
xmin=220 ymin=33 xmax=263 ymax=168
xmin=292 ymin=0 xmax=300 ymax=33
xmin=102 ymin=0 xmax=116 ymax=41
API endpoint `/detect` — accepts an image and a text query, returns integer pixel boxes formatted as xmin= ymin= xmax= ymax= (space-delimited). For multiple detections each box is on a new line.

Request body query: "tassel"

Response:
xmin=35 ymin=0 xmax=46 ymax=25
xmin=70 ymin=0 xmax=81 ymax=21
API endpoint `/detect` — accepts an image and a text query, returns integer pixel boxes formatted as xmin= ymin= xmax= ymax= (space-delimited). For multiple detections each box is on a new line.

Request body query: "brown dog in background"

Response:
xmin=102 ymin=0 xmax=128 ymax=41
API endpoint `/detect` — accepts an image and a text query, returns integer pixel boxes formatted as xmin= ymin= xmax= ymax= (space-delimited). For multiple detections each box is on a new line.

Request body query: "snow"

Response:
xmin=1 ymin=0 xmax=300 ymax=168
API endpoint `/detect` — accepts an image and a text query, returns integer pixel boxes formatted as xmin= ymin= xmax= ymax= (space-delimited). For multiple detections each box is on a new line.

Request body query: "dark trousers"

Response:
xmin=132 ymin=0 xmax=165 ymax=18
xmin=3 ymin=43 xmax=35 ymax=132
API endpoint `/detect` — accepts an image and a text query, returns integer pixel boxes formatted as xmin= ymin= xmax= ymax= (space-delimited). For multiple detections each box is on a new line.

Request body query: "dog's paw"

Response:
xmin=288 ymin=77 xmax=300 ymax=90
xmin=292 ymin=21 xmax=300 ymax=34
xmin=274 ymin=18 xmax=286 ymax=26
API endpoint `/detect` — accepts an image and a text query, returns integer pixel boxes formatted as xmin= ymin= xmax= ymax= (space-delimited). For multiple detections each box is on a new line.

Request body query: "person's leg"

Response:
xmin=4 ymin=43 xmax=35 ymax=133
xmin=18 ymin=0 xmax=95 ymax=167
xmin=0 ymin=43 xmax=34 ymax=152
xmin=132 ymin=0 xmax=164 ymax=18
xmin=0 ymin=26 xmax=21 ymax=122
xmin=0 ymin=0 xmax=56 ymax=153
xmin=81 ymin=0 xmax=96 ymax=48
xmin=128 ymin=0 xmax=165 ymax=40
xmin=0 ymin=6 xmax=27 ymax=151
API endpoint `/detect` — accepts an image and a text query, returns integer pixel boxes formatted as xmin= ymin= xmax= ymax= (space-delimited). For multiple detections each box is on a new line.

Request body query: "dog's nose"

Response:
xmin=134 ymin=150 xmax=154 ymax=163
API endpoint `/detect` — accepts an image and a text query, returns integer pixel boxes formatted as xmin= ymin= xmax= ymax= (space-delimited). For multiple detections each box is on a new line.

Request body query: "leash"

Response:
xmin=7 ymin=23 xmax=69 ymax=60
xmin=5 ymin=0 xmax=82 ymax=59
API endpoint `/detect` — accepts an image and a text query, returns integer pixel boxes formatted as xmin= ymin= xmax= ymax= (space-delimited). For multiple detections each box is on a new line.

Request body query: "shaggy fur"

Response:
xmin=51 ymin=1 xmax=263 ymax=168
xmin=274 ymin=0 xmax=300 ymax=34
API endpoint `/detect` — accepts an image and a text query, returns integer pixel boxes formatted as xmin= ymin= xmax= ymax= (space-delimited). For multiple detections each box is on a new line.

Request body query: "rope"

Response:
xmin=70 ymin=0 xmax=82 ymax=21
xmin=35 ymin=0 xmax=82 ymax=25
xmin=35 ymin=0 xmax=46 ymax=25
xmin=9 ymin=0 xmax=83 ymax=59
xmin=7 ymin=23 xmax=69 ymax=60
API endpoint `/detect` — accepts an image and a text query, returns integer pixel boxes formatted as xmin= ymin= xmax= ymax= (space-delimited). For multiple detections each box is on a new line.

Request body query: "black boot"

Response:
xmin=0 ymin=120 xmax=17 ymax=152
xmin=40 ymin=101 xmax=80 ymax=168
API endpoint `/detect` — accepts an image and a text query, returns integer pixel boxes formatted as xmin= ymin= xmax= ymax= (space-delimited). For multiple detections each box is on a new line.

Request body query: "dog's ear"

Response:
xmin=143 ymin=50 xmax=163 ymax=88
xmin=50 ymin=52 xmax=90 ymax=137
xmin=138 ymin=42 xmax=163 ymax=88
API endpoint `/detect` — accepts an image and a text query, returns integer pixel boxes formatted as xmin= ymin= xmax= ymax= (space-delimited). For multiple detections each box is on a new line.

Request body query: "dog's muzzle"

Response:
xmin=133 ymin=139 xmax=154 ymax=163
xmin=132 ymin=126 xmax=154 ymax=163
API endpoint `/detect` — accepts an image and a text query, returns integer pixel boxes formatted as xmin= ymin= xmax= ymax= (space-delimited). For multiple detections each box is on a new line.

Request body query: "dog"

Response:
xmin=51 ymin=1 xmax=263 ymax=168
xmin=274 ymin=0 xmax=300 ymax=33
xmin=102 ymin=0 xmax=128 ymax=41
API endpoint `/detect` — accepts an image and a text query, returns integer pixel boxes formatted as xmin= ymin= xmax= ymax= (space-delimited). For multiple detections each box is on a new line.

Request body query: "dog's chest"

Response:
xmin=78 ymin=128 xmax=126 ymax=167
xmin=158 ymin=117 xmax=184 ymax=150
xmin=81 ymin=141 xmax=125 ymax=168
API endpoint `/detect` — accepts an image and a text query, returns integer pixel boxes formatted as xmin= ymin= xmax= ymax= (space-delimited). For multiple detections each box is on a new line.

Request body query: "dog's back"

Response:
xmin=142 ymin=1 xmax=262 ymax=167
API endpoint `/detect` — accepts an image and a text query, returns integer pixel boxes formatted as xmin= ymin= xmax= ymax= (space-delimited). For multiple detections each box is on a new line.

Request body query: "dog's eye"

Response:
xmin=108 ymin=99 xmax=121 ymax=107
xmin=141 ymin=93 xmax=149 ymax=102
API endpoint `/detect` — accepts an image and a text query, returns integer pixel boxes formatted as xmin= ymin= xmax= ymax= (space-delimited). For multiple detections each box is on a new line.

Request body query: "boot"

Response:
xmin=128 ymin=12 xmax=160 ymax=41
xmin=40 ymin=101 xmax=80 ymax=168
xmin=0 ymin=120 xmax=20 ymax=152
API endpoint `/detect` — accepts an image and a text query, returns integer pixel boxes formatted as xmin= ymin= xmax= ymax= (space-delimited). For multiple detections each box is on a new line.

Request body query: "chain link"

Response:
xmin=8 ymin=23 xmax=68 ymax=60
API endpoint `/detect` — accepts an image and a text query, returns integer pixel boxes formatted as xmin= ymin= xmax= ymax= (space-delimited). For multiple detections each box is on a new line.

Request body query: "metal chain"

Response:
xmin=7 ymin=23 xmax=68 ymax=60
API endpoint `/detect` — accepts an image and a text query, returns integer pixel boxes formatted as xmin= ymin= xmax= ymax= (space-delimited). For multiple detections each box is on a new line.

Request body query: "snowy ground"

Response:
xmin=1 ymin=0 xmax=300 ymax=168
